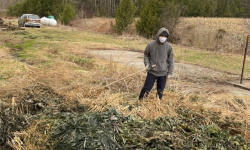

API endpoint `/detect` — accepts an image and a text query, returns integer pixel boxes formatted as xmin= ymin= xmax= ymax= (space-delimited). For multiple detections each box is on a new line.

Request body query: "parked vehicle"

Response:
xmin=18 ymin=14 xmax=41 ymax=28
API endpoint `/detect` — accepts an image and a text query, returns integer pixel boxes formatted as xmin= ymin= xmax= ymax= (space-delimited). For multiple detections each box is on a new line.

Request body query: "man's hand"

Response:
xmin=167 ymin=74 xmax=172 ymax=79
xmin=146 ymin=65 xmax=150 ymax=72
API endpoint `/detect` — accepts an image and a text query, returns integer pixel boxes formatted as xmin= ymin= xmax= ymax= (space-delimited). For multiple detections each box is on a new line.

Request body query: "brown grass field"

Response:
xmin=0 ymin=16 xmax=250 ymax=149
xmin=72 ymin=17 xmax=250 ymax=53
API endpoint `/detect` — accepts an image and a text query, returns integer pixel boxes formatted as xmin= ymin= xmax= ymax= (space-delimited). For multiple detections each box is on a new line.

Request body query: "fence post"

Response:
xmin=240 ymin=35 xmax=249 ymax=84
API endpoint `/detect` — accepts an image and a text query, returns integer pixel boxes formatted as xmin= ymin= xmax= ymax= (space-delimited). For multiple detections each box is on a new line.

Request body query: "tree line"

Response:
xmin=5 ymin=0 xmax=250 ymax=39
xmin=7 ymin=0 xmax=250 ymax=18
xmin=62 ymin=0 xmax=250 ymax=18
xmin=76 ymin=0 xmax=250 ymax=18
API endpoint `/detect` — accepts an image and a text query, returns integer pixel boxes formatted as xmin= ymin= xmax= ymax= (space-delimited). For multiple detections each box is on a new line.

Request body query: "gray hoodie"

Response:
xmin=144 ymin=27 xmax=174 ymax=76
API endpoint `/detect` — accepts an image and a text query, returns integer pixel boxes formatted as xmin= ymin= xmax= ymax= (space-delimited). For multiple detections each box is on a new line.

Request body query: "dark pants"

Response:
xmin=139 ymin=73 xmax=166 ymax=100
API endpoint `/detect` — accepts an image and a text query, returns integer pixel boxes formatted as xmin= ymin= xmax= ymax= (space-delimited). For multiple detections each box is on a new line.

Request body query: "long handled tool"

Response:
xmin=103 ymin=64 xmax=156 ymax=88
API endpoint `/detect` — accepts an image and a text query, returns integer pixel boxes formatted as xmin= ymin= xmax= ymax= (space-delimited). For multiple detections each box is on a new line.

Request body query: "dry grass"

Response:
xmin=71 ymin=17 xmax=250 ymax=54
xmin=1 ymin=18 xmax=250 ymax=149
xmin=174 ymin=17 xmax=250 ymax=53
xmin=0 ymin=48 xmax=28 ymax=90
xmin=70 ymin=18 xmax=115 ymax=34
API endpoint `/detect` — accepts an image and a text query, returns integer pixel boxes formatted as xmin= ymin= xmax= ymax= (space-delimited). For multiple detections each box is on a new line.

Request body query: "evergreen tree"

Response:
xmin=114 ymin=0 xmax=136 ymax=35
xmin=134 ymin=0 xmax=148 ymax=17
xmin=203 ymin=0 xmax=217 ymax=17
xmin=7 ymin=0 xmax=75 ymax=25
xmin=136 ymin=0 xmax=180 ymax=39
xmin=136 ymin=0 xmax=163 ymax=39
xmin=57 ymin=2 xmax=75 ymax=25
xmin=230 ymin=0 xmax=245 ymax=17
xmin=241 ymin=0 xmax=250 ymax=17
xmin=7 ymin=2 xmax=24 ymax=16
xmin=183 ymin=0 xmax=200 ymax=17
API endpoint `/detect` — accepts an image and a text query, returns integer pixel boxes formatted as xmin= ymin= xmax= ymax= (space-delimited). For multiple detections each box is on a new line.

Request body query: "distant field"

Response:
xmin=175 ymin=17 xmax=250 ymax=53
xmin=72 ymin=17 xmax=250 ymax=54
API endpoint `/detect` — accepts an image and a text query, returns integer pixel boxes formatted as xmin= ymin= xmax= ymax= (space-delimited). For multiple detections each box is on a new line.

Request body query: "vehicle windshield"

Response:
xmin=28 ymin=15 xmax=40 ymax=19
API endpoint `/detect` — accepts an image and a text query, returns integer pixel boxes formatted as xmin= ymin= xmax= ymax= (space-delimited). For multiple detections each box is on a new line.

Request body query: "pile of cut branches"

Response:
xmin=0 ymin=18 xmax=23 ymax=31
xmin=2 ymin=107 xmax=249 ymax=150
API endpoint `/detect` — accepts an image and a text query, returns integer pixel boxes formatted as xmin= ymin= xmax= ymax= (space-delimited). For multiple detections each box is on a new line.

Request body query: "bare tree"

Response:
xmin=0 ymin=0 xmax=25 ymax=15
xmin=74 ymin=0 xmax=121 ymax=18
xmin=0 ymin=0 xmax=8 ymax=15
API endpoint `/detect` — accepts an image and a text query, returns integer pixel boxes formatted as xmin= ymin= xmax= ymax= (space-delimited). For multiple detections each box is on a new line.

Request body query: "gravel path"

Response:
xmin=87 ymin=50 xmax=250 ymax=98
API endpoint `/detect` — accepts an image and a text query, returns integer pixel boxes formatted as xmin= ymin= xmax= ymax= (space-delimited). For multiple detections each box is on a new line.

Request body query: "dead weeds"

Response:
xmin=0 ymin=18 xmax=250 ymax=149
xmin=0 ymin=18 xmax=24 ymax=31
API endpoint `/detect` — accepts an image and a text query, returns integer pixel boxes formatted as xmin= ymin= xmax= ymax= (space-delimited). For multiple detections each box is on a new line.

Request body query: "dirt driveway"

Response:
xmin=87 ymin=50 xmax=250 ymax=98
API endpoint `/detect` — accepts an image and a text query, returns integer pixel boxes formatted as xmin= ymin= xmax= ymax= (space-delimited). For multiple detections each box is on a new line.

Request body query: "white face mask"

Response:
xmin=159 ymin=37 xmax=167 ymax=43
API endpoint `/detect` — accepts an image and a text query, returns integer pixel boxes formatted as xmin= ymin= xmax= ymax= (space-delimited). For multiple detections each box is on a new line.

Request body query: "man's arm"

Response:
xmin=167 ymin=47 xmax=174 ymax=75
xmin=144 ymin=44 xmax=150 ymax=67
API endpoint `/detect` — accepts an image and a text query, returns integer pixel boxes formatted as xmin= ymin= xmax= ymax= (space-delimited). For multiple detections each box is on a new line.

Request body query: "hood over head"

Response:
xmin=156 ymin=27 xmax=170 ymax=39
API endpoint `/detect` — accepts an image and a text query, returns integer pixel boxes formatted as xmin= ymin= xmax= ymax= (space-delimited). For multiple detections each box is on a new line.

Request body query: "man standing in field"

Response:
xmin=139 ymin=27 xmax=174 ymax=100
